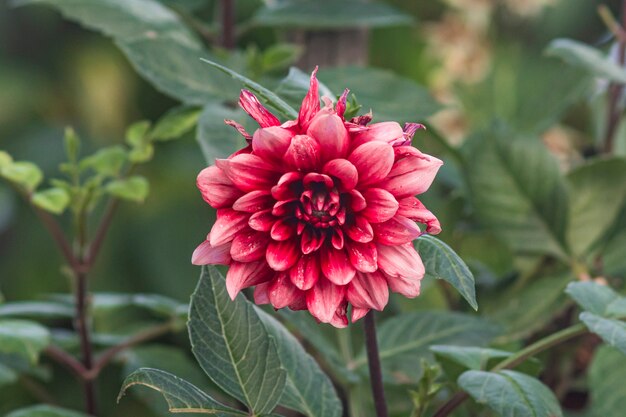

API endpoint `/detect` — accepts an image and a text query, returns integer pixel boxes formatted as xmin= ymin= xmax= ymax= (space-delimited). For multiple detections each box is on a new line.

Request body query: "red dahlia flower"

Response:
xmin=192 ymin=69 xmax=442 ymax=327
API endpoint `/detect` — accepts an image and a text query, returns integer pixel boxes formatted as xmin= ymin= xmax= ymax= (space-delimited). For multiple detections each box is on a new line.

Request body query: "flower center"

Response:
xmin=294 ymin=178 xmax=345 ymax=229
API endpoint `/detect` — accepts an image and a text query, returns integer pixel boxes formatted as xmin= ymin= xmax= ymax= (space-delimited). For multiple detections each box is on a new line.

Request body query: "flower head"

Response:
xmin=193 ymin=68 xmax=443 ymax=327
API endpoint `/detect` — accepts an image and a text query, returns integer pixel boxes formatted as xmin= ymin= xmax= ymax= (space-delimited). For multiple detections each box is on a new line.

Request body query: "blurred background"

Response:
xmin=0 ymin=0 xmax=624 ymax=415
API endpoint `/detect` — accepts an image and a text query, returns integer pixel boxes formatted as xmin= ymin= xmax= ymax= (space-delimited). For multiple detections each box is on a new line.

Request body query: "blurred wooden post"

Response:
xmin=287 ymin=28 xmax=369 ymax=68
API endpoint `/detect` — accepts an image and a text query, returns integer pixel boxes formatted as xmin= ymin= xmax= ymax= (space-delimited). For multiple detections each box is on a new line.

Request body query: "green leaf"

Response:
xmin=0 ymin=161 xmax=43 ymax=192
xmin=151 ymin=106 xmax=201 ymax=141
xmin=119 ymin=368 xmax=245 ymax=415
xmin=0 ymin=301 xmax=74 ymax=319
xmin=580 ymin=312 xmax=626 ymax=355
xmin=352 ymin=312 xmax=500 ymax=384
xmin=465 ymin=131 xmax=570 ymax=259
xmin=188 ymin=266 xmax=286 ymax=414
xmin=256 ymin=308 xmax=342 ymax=417
xmin=126 ymin=120 xmax=152 ymax=146
xmin=80 ymin=146 xmax=127 ymax=177
xmin=31 ymin=187 xmax=70 ymax=214
xmin=319 ymin=66 xmax=442 ymax=123
xmin=260 ymin=44 xmax=303 ymax=73
xmin=128 ymin=143 xmax=154 ymax=163
xmin=105 ymin=176 xmax=149 ymax=202
xmin=0 ymin=151 xmax=13 ymax=168
xmin=5 ymin=405 xmax=92 ymax=417
xmin=487 ymin=274 xmax=572 ymax=342
xmin=64 ymin=127 xmax=80 ymax=163
xmin=196 ymin=101 xmax=250 ymax=163
xmin=253 ymin=0 xmax=413 ymax=29
xmin=0 ymin=320 xmax=50 ymax=364
xmin=200 ymin=58 xmax=298 ymax=120
xmin=458 ymin=370 xmax=563 ymax=417
xmin=415 ymin=234 xmax=477 ymax=310
xmin=565 ymin=281 xmax=620 ymax=316
xmin=566 ymin=158 xmax=626 ymax=256
xmin=588 ymin=345 xmax=626 ymax=417
xmin=546 ymin=38 xmax=626 ymax=83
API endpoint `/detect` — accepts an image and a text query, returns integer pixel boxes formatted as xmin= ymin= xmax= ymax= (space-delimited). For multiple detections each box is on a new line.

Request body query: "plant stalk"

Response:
xmin=220 ymin=0 xmax=235 ymax=49
xmin=364 ymin=311 xmax=389 ymax=417
xmin=76 ymin=269 xmax=97 ymax=415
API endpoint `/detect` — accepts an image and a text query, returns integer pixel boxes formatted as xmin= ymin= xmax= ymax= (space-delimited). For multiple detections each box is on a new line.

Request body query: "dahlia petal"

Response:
xmin=320 ymin=247 xmax=356 ymax=285
xmin=266 ymin=239 xmax=299 ymax=271
xmin=361 ymin=188 xmax=399 ymax=224
xmin=254 ymin=282 xmax=270 ymax=304
xmin=289 ymin=254 xmax=320 ymax=290
xmin=226 ymin=261 xmax=272 ymax=300
xmin=271 ymin=218 xmax=296 ymax=241
xmin=350 ymin=111 xmax=373 ymax=126
xmin=346 ymin=241 xmax=378 ymax=272
xmin=197 ymin=166 xmax=242 ymax=208
xmin=348 ymin=189 xmax=367 ymax=212
xmin=191 ymin=239 xmax=231 ymax=265
xmin=307 ymin=112 xmax=349 ymax=162
xmin=271 ymin=172 xmax=304 ymax=200
xmin=306 ymin=278 xmax=346 ymax=323
xmin=351 ymin=307 xmax=370 ymax=323
xmin=336 ymin=89 xmax=349 ymax=119
xmin=397 ymin=197 xmax=442 ymax=234
xmin=232 ymin=190 xmax=273 ymax=212
xmin=216 ymin=154 xmax=281 ymax=192
xmin=372 ymin=215 xmax=421 ymax=245
xmin=345 ymin=215 xmax=374 ymax=243
xmin=378 ymin=146 xmax=443 ymax=198
xmin=224 ymin=119 xmax=252 ymax=142
xmin=230 ymin=229 xmax=270 ymax=262
xmin=303 ymin=172 xmax=334 ymax=189
xmin=301 ymin=228 xmax=325 ymax=254
xmin=323 ymin=159 xmax=358 ymax=191
xmin=288 ymin=296 xmax=308 ymax=311
xmin=347 ymin=270 xmax=389 ymax=310
xmin=269 ymin=273 xmax=304 ymax=309
xmin=284 ymin=134 xmax=321 ymax=171
xmin=402 ymin=123 xmax=425 ymax=144
xmin=331 ymin=228 xmax=344 ymax=250
xmin=330 ymin=302 xmax=349 ymax=328
xmin=348 ymin=141 xmax=394 ymax=187
xmin=385 ymin=271 xmax=422 ymax=298
xmin=272 ymin=199 xmax=298 ymax=217
xmin=248 ymin=209 xmax=276 ymax=232
xmin=209 ymin=209 xmax=250 ymax=246
xmin=352 ymin=121 xmax=404 ymax=149
xmin=239 ymin=90 xmax=281 ymax=127
xmin=298 ymin=67 xmax=320 ymax=131
xmin=252 ymin=126 xmax=293 ymax=162
xmin=377 ymin=243 xmax=425 ymax=279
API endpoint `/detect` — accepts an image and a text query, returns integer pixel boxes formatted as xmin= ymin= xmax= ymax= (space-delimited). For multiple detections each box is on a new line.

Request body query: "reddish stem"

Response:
xmin=364 ymin=312 xmax=388 ymax=417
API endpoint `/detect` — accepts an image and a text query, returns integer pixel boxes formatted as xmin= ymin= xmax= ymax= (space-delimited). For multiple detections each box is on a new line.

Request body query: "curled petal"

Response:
xmin=298 ymin=67 xmax=320 ymax=131
xmin=307 ymin=112 xmax=349 ymax=162
xmin=230 ymin=229 xmax=270 ymax=262
xmin=252 ymin=126 xmax=293 ymax=161
xmin=197 ymin=166 xmax=242 ymax=208
xmin=301 ymin=228 xmax=326 ymax=254
xmin=384 ymin=271 xmax=422 ymax=298
xmin=346 ymin=241 xmax=377 ymax=272
xmin=347 ymin=270 xmax=389 ymax=310
xmin=191 ymin=238 xmax=231 ymax=265
xmin=378 ymin=146 xmax=443 ymax=198
xmin=402 ymin=123 xmax=425 ymax=144
xmin=226 ymin=261 xmax=272 ymax=299
xmin=350 ymin=111 xmax=372 ymax=126
xmin=345 ymin=215 xmax=374 ymax=243
xmin=306 ymin=278 xmax=346 ymax=323
xmin=361 ymin=188 xmax=399 ymax=224
xmin=248 ymin=209 xmax=276 ymax=232
xmin=331 ymin=228 xmax=344 ymax=250
xmin=289 ymin=254 xmax=320 ymax=290
xmin=232 ymin=190 xmax=273 ymax=212
xmin=224 ymin=119 xmax=252 ymax=142
xmin=330 ymin=302 xmax=349 ymax=328
xmin=271 ymin=218 xmax=297 ymax=241
xmin=336 ymin=89 xmax=349 ymax=119
xmin=216 ymin=154 xmax=281 ymax=192
xmin=372 ymin=215 xmax=421 ymax=245
xmin=284 ymin=135 xmax=321 ymax=171
xmin=266 ymin=239 xmax=299 ymax=271
xmin=348 ymin=189 xmax=367 ymax=212
xmin=269 ymin=273 xmax=304 ymax=309
xmin=239 ymin=90 xmax=280 ymax=127
xmin=323 ymin=159 xmax=358 ymax=191
xmin=377 ymin=243 xmax=425 ymax=280
xmin=271 ymin=172 xmax=304 ymax=200
xmin=352 ymin=121 xmax=404 ymax=149
xmin=351 ymin=307 xmax=370 ymax=323
xmin=303 ymin=172 xmax=334 ymax=189
xmin=209 ymin=209 xmax=250 ymax=246
xmin=254 ymin=282 xmax=270 ymax=304
xmin=348 ymin=141 xmax=394 ymax=187
xmin=397 ymin=197 xmax=442 ymax=234
xmin=320 ymin=247 xmax=356 ymax=285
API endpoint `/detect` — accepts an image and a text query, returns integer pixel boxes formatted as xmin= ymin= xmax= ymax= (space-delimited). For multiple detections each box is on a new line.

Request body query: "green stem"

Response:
xmin=431 ymin=323 xmax=587 ymax=417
